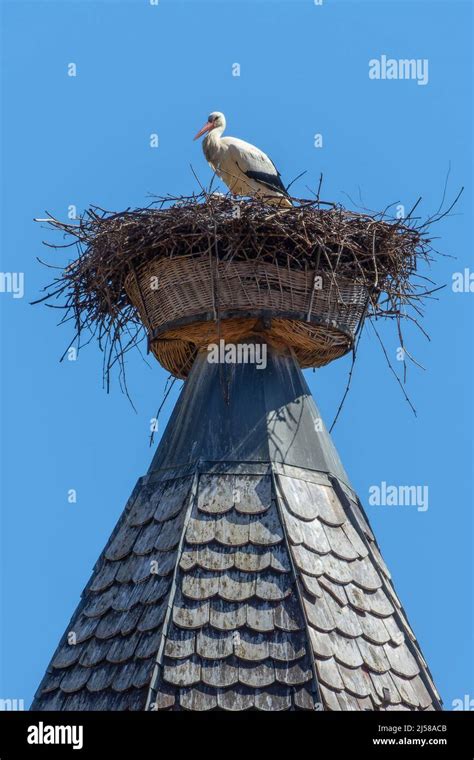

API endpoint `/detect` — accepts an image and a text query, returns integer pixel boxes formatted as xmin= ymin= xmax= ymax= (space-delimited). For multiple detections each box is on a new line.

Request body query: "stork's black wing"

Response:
xmin=243 ymin=166 xmax=289 ymax=195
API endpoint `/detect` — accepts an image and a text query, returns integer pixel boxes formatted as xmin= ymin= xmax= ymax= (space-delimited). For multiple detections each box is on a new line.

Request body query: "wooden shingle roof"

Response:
xmin=31 ymin=347 xmax=441 ymax=711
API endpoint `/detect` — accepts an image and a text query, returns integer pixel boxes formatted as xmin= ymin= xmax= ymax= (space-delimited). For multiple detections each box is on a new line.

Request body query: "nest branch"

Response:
xmin=32 ymin=191 xmax=452 ymax=399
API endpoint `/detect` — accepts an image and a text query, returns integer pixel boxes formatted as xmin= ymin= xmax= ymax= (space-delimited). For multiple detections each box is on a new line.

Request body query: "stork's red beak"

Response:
xmin=193 ymin=121 xmax=214 ymax=140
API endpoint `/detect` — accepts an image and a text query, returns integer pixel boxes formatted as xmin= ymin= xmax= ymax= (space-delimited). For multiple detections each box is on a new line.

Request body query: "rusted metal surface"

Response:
xmin=31 ymin=347 xmax=441 ymax=711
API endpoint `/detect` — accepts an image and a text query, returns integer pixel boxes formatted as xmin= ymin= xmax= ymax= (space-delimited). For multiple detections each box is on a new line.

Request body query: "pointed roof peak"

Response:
xmin=150 ymin=343 xmax=350 ymax=486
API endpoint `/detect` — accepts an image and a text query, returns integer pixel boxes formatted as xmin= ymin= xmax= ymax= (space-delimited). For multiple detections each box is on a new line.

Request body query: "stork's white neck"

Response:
xmin=204 ymin=125 xmax=225 ymax=145
xmin=202 ymin=126 xmax=225 ymax=163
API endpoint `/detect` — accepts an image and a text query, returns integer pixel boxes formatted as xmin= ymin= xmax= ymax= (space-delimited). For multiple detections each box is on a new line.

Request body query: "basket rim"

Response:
xmin=148 ymin=308 xmax=354 ymax=344
xmin=124 ymin=254 xmax=372 ymax=288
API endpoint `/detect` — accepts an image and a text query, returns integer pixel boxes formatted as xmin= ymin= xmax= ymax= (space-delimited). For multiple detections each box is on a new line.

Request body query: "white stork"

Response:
xmin=194 ymin=111 xmax=292 ymax=207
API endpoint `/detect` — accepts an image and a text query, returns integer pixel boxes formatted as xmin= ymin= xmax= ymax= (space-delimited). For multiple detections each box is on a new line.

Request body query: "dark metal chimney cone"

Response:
xmin=31 ymin=344 xmax=441 ymax=711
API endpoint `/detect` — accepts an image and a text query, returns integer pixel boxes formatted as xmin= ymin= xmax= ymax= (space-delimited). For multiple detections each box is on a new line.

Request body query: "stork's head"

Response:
xmin=193 ymin=111 xmax=226 ymax=140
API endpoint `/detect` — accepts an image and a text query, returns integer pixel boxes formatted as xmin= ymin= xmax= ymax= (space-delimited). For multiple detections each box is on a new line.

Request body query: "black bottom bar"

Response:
xmin=0 ymin=710 xmax=472 ymax=758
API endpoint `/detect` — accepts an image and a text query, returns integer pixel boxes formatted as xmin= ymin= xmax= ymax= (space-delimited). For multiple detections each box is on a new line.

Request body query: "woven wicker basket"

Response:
xmin=125 ymin=255 xmax=369 ymax=378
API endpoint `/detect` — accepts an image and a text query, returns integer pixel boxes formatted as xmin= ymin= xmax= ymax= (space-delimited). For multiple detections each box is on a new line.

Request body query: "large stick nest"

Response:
xmin=34 ymin=192 xmax=443 ymax=394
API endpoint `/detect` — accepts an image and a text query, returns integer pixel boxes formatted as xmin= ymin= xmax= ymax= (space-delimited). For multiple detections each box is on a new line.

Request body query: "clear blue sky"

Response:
xmin=1 ymin=0 xmax=472 ymax=709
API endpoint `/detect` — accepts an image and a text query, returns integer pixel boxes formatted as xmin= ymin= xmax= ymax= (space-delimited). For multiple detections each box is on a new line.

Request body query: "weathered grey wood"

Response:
xmin=216 ymin=685 xmax=254 ymax=711
xmin=164 ymin=628 xmax=196 ymax=660
xmin=106 ymin=632 xmax=140 ymax=664
xmin=408 ymin=674 xmax=434 ymax=709
xmin=40 ymin=670 xmax=64 ymax=694
xmin=154 ymin=478 xmax=191 ymax=522
xmin=323 ymin=524 xmax=360 ymax=561
xmin=347 ymin=498 xmax=375 ymax=541
xmin=70 ymin=615 xmax=100 ymax=644
xmin=181 ymin=545 xmax=234 ymax=572
xmin=275 ymin=661 xmax=312 ymax=686
xmin=291 ymin=544 xmax=325 ymax=578
xmin=300 ymin=518 xmax=332 ymax=554
xmin=88 ymin=562 xmax=118 ymax=593
xmin=80 ymin=637 xmax=111 ymax=668
xmin=135 ymin=629 xmax=162 ymax=660
xmin=179 ymin=685 xmax=217 ymax=711
xmin=32 ymin=347 xmax=441 ymax=712
xmin=256 ymin=571 xmax=291 ymax=601
xmin=52 ymin=640 xmax=86 ymax=669
xmin=163 ymin=655 xmax=201 ymax=686
xmin=215 ymin=512 xmax=251 ymax=546
xmin=209 ymin=598 xmax=247 ymax=630
xmin=308 ymin=627 xmax=334 ymax=659
xmin=369 ymin=541 xmax=392 ymax=580
xmin=337 ymin=690 xmax=364 ymax=711
xmin=172 ymin=594 xmax=210 ymax=629
xmin=196 ymin=628 xmax=234 ymax=659
xmin=274 ymin=596 xmax=304 ymax=632
xmin=322 ymin=592 xmax=364 ymax=638
xmin=136 ymin=599 xmax=166 ymax=633
xmin=369 ymin=670 xmax=402 ymax=704
xmin=269 ymin=545 xmax=291 ymax=573
xmin=155 ymin=512 xmax=187 ymax=551
xmin=317 ymin=657 xmax=345 ymax=690
xmin=150 ymin=685 xmax=175 ymax=710
xmin=319 ymin=683 xmax=341 ymax=711
xmin=105 ymin=524 xmax=141 ymax=562
xmin=382 ymin=615 xmax=405 ymax=646
xmin=239 ymin=660 xmax=275 ymax=688
xmin=235 ymin=474 xmax=272 ymax=514
xmin=281 ymin=507 xmax=304 ymax=545
xmin=254 ymin=687 xmax=292 ymax=711
xmin=133 ymin=521 xmax=162 ymax=556
xmin=33 ymin=456 xmax=439 ymax=714
xmin=198 ymin=474 xmax=233 ymax=514
xmin=330 ymin=630 xmax=364 ymax=669
xmin=128 ymin=488 xmax=161 ymax=528
xmin=367 ymin=588 xmax=395 ymax=618
xmin=279 ymin=476 xmax=317 ymax=521
xmin=293 ymin=685 xmax=315 ymax=710
xmin=341 ymin=521 xmax=369 ymax=558
xmin=320 ymin=552 xmax=354 ymax=586
xmin=302 ymin=591 xmax=335 ymax=633
xmin=300 ymin=571 xmax=323 ymax=599
xmin=182 ymin=570 xmax=220 ymax=601
xmin=357 ymin=637 xmax=391 ymax=674
xmin=111 ymin=661 xmax=139 ymax=693
xmin=86 ymin=663 xmax=116 ymax=693
xmin=344 ymin=583 xmax=371 ymax=613
xmin=113 ymin=554 xmax=135 ymax=584
xmin=338 ymin=662 xmax=373 ymax=698
xmin=318 ymin=576 xmax=348 ymax=607
xmin=384 ymin=641 xmax=420 ymax=678
xmin=268 ymin=630 xmax=307 ymax=662
xmin=132 ymin=658 xmax=156 ymax=689
xmin=219 ymin=570 xmax=255 ymax=601
xmin=358 ymin=610 xmax=392 ymax=645
xmin=390 ymin=671 xmax=422 ymax=707
xmin=235 ymin=545 xmax=273 ymax=573
xmin=350 ymin=556 xmax=383 ymax=591
xmin=248 ymin=503 xmax=283 ymax=545
xmin=234 ymin=631 xmax=269 ymax=661
xmin=59 ymin=665 xmax=91 ymax=693
xmin=306 ymin=482 xmax=346 ymax=526
xmin=139 ymin=574 xmax=172 ymax=606
xmin=185 ymin=514 xmax=215 ymax=544
xmin=246 ymin=600 xmax=275 ymax=633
